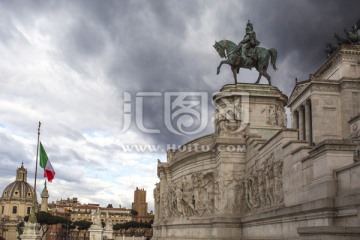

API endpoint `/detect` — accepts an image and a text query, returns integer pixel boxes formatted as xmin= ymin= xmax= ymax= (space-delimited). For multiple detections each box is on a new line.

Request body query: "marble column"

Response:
xmin=305 ymin=101 xmax=312 ymax=144
xmin=292 ymin=110 xmax=299 ymax=129
xmin=298 ymin=106 xmax=305 ymax=140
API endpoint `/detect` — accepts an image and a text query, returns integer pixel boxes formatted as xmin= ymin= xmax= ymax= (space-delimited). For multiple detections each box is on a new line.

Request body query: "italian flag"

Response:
xmin=39 ymin=142 xmax=55 ymax=182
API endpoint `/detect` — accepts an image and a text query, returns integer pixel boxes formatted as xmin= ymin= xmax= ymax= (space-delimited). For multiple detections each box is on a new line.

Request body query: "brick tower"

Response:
xmin=132 ymin=187 xmax=147 ymax=217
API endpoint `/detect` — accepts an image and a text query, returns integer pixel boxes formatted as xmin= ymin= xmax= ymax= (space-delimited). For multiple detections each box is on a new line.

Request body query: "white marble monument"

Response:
xmin=89 ymin=208 xmax=103 ymax=240
xmin=103 ymin=212 xmax=114 ymax=239
xmin=20 ymin=222 xmax=41 ymax=240
xmin=153 ymin=45 xmax=360 ymax=239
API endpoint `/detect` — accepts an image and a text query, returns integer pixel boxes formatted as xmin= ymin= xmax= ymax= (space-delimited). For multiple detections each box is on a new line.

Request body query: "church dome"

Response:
xmin=0 ymin=163 xmax=36 ymax=202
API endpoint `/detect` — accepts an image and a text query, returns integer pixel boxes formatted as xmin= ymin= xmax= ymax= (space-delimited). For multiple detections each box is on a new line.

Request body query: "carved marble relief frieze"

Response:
xmin=261 ymin=105 xmax=287 ymax=128
xmin=155 ymin=154 xmax=285 ymax=221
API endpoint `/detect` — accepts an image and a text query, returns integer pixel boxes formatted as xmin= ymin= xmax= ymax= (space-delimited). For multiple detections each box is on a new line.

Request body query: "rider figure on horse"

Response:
xmin=238 ymin=20 xmax=260 ymax=61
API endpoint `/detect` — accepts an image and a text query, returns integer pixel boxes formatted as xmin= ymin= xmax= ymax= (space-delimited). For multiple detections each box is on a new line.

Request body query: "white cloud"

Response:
xmin=0 ymin=0 xmax=358 ymax=213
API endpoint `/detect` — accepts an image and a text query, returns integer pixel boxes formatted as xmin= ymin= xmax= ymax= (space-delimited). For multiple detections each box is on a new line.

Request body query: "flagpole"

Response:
xmin=33 ymin=121 xmax=41 ymax=202
xmin=29 ymin=121 xmax=41 ymax=223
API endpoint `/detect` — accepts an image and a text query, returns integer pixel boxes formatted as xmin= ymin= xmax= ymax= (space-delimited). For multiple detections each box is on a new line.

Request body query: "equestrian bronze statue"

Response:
xmin=213 ymin=20 xmax=278 ymax=85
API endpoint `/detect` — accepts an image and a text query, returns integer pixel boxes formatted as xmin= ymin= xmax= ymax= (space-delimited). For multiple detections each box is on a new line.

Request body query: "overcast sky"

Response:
xmin=0 ymin=0 xmax=359 ymax=211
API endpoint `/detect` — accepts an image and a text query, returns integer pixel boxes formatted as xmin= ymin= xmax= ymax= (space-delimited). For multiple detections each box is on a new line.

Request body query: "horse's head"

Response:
xmin=213 ymin=41 xmax=226 ymax=58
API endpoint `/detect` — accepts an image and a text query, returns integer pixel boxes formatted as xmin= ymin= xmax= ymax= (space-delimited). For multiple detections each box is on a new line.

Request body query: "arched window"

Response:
xmin=1 ymin=206 xmax=4 ymax=214
xmin=27 ymin=207 xmax=31 ymax=215
xmin=12 ymin=206 xmax=17 ymax=214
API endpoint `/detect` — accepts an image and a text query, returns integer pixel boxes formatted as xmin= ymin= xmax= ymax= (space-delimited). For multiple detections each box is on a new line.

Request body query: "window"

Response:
xmin=1 ymin=206 xmax=4 ymax=214
xmin=27 ymin=207 xmax=31 ymax=215
xmin=12 ymin=206 xmax=17 ymax=214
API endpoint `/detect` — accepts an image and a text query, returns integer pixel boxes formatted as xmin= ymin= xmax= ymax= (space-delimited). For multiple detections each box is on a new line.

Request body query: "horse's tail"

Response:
xmin=268 ymin=48 xmax=278 ymax=71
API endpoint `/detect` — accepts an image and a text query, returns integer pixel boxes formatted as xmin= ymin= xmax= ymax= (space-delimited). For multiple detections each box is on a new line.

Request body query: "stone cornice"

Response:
xmin=288 ymin=81 xmax=340 ymax=108
xmin=314 ymin=45 xmax=360 ymax=79
xmin=215 ymin=83 xmax=288 ymax=103
xmin=335 ymin=161 xmax=360 ymax=174
xmin=287 ymin=81 xmax=311 ymax=107
xmin=288 ymin=45 xmax=360 ymax=107
xmin=308 ymin=139 xmax=357 ymax=158
xmin=298 ymin=226 xmax=360 ymax=236
xmin=282 ymin=139 xmax=307 ymax=149
xmin=257 ymin=129 xmax=297 ymax=151
xmin=287 ymin=78 xmax=356 ymax=108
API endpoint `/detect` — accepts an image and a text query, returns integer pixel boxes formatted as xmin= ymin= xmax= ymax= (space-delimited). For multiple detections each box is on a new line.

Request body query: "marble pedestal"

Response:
xmin=103 ymin=228 xmax=113 ymax=239
xmin=153 ymin=83 xmax=288 ymax=240
xmin=20 ymin=222 xmax=41 ymax=240
xmin=89 ymin=225 xmax=103 ymax=240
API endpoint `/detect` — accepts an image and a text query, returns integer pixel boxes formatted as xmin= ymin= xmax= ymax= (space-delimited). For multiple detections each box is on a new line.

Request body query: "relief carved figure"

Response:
xmin=168 ymin=184 xmax=177 ymax=217
xmin=154 ymin=184 xmax=160 ymax=222
xmin=265 ymin=165 xmax=274 ymax=207
xmin=162 ymin=183 xmax=175 ymax=219
xmin=243 ymin=154 xmax=284 ymax=213
xmin=264 ymin=105 xmax=286 ymax=127
xmin=202 ymin=172 xmax=215 ymax=215
xmin=256 ymin=165 xmax=266 ymax=208
xmin=222 ymin=179 xmax=239 ymax=213
xmin=273 ymin=161 xmax=284 ymax=205
xmin=181 ymin=176 xmax=196 ymax=216
xmin=175 ymin=185 xmax=185 ymax=216
xmin=161 ymin=172 xmax=216 ymax=218
xmin=158 ymin=155 xmax=284 ymax=220
xmin=244 ymin=178 xmax=258 ymax=210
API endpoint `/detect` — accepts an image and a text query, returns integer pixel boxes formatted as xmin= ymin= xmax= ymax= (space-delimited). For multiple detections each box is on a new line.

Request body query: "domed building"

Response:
xmin=0 ymin=163 xmax=38 ymax=240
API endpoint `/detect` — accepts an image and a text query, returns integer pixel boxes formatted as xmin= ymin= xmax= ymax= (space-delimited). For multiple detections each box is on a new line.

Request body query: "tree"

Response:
xmin=18 ymin=211 xmax=70 ymax=239
xmin=130 ymin=209 xmax=138 ymax=216
xmin=113 ymin=221 xmax=151 ymax=230
xmin=36 ymin=211 xmax=68 ymax=239
xmin=73 ymin=220 xmax=92 ymax=240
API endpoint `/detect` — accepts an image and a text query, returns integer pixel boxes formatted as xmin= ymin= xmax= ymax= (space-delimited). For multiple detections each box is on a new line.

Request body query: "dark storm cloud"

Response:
xmin=1 ymin=0 xmax=359 ymax=206
xmin=243 ymin=0 xmax=359 ymax=80
xmin=98 ymin=0 xmax=360 ymax=147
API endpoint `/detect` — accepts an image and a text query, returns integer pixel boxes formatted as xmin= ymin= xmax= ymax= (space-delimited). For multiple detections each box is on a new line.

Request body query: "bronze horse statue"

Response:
xmin=213 ymin=40 xmax=278 ymax=85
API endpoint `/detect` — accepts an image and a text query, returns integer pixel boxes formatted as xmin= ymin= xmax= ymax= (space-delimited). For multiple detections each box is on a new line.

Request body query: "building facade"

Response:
xmin=69 ymin=204 xmax=132 ymax=224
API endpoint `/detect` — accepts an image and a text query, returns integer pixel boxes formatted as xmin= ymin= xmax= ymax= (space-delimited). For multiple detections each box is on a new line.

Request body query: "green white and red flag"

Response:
xmin=39 ymin=142 xmax=55 ymax=182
